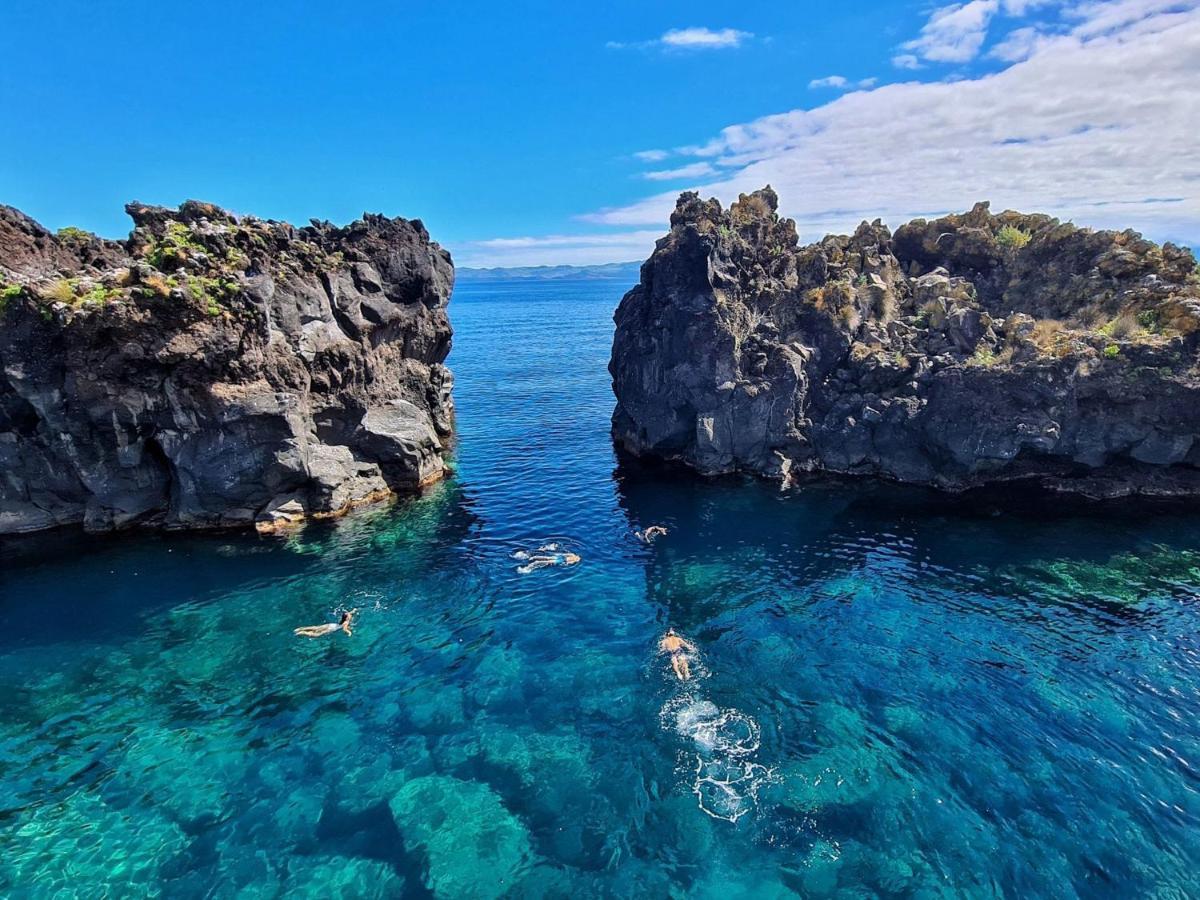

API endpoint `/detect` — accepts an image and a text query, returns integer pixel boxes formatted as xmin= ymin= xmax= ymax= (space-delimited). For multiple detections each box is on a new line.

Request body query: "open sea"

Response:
xmin=4 ymin=276 xmax=1200 ymax=897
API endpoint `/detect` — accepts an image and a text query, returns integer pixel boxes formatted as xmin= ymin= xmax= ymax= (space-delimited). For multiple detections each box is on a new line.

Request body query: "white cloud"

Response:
xmin=1002 ymin=0 xmax=1058 ymax=13
xmin=633 ymin=149 xmax=670 ymax=162
xmin=1067 ymin=0 xmax=1192 ymax=35
xmin=582 ymin=1 xmax=1200 ymax=250
xmin=661 ymin=27 xmax=752 ymax=49
xmin=902 ymin=0 xmax=1001 ymax=62
xmin=810 ymin=75 xmax=878 ymax=89
xmin=892 ymin=53 xmax=924 ymax=68
xmin=641 ymin=162 xmax=718 ymax=181
xmin=989 ymin=24 xmax=1049 ymax=59
xmin=609 ymin=26 xmax=752 ymax=52
xmin=454 ymin=230 xmax=661 ymax=269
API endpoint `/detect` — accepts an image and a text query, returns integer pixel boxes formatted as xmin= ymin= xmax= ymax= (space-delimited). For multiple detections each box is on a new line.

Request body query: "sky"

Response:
xmin=1 ymin=0 xmax=1196 ymax=268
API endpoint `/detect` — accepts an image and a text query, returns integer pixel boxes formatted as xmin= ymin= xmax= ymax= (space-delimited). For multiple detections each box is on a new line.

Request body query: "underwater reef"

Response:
xmin=0 ymin=200 xmax=454 ymax=534
xmin=610 ymin=187 xmax=1200 ymax=498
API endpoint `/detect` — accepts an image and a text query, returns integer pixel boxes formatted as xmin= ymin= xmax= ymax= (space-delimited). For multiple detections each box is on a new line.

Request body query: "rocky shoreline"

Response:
xmin=610 ymin=188 xmax=1200 ymax=499
xmin=0 ymin=200 xmax=454 ymax=534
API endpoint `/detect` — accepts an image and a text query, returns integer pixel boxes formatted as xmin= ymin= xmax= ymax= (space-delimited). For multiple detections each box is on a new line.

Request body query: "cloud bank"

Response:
xmin=590 ymin=0 xmax=1200 ymax=249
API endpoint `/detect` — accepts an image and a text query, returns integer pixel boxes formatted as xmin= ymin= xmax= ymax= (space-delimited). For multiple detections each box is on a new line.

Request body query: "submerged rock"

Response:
xmin=0 ymin=200 xmax=454 ymax=534
xmin=388 ymin=775 xmax=533 ymax=899
xmin=610 ymin=187 xmax=1200 ymax=499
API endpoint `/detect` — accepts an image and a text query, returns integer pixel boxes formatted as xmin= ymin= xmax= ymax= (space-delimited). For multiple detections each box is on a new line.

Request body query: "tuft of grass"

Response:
xmin=56 ymin=226 xmax=93 ymax=245
xmin=1029 ymin=318 xmax=1065 ymax=353
xmin=1104 ymin=343 xmax=1121 ymax=359
xmin=44 ymin=279 xmax=79 ymax=304
xmin=996 ymin=225 xmax=1032 ymax=250
xmin=185 ymin=274 xmax=240 ymax=315
xmin=79 ymin=284 xmax=123 ymax=305
xmin=968 ymin=347 xmax=998 ymax=367
xmin=1136 ymin=309 xmax=1161 ymax=332
xmin=1098 ymin=311 xmax=1140 ymax=340
xmin=0 ymin=283 xmax=22 ymax=316
xmin=146 ymin=221 xmax=206 ymax=271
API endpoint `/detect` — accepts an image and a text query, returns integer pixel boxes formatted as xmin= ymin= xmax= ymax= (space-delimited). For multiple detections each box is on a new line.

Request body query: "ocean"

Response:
xmin=3 ymin=276 xmax=1200 ymax=897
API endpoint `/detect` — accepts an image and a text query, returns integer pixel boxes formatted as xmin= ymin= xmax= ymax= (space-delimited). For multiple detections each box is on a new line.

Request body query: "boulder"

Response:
xmin=388 ymin=776 xmax=533 ymax=899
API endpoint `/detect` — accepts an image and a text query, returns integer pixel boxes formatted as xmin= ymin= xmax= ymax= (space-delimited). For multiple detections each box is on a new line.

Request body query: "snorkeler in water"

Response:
xmin=294 ymin=609 xmax=357 ymax=638
xmin=514 ymin=545 xmax=581 ymax=574
xmin=659 ymin=627 xmax=697 ymax=681
xmin=636 ymin=525 xmax=668 ymax=543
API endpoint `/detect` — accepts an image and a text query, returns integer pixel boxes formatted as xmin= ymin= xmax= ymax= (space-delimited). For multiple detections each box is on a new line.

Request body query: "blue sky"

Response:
xmin=2 ymin=1 xmax=1197 ymax=267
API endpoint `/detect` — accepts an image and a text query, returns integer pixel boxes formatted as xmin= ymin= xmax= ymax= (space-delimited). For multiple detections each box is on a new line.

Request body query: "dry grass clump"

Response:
xmin=1029 ymin=319 xmax=1066 ymax=353
xmin=1100 ymin=310 xmax=1140 ymax=340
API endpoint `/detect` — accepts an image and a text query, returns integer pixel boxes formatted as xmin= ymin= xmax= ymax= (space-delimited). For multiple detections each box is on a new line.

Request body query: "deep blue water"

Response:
xmin=4 ymin=278 xmax=1200 ymax=897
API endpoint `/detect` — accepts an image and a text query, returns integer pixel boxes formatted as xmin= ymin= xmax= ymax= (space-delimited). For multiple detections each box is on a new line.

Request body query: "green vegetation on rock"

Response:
xmin=996 ymin=224 xmax=1032 ymax=249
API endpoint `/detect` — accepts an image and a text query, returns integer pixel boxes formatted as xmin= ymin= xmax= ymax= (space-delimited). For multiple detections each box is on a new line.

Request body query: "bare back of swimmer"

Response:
xmin=659 ymin=627 xmax=697 ymax=680
xmin=295 ymin=609 xmax=357 ymax=638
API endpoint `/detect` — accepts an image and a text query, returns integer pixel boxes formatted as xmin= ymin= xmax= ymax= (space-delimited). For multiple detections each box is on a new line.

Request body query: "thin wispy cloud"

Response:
xmin=641 ymin=162 xmax=718 ymax=181
xmin=633 ymin=149 xmax=671 ymax=162
xmin=809 ymin=75 xmax=878 ymax=89
xmin=584 ymin=0 xmax=1200 ymax=251
xmin=661 ymin=27 xmax=751 ymax=48
xmin=608 ymin=26 xmax=753 ymax=52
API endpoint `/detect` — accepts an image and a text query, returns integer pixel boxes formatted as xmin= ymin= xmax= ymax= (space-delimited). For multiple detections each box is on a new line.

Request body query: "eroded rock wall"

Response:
xmin=610 ymin=187 xmax=1200 ymax=498
xmin=0 ymin=200 xmax=454 ymax=533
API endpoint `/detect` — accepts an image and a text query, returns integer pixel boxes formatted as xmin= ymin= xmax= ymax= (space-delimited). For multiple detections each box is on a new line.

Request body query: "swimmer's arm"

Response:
xmin=680 ymin=638 xmax=698 ymax=651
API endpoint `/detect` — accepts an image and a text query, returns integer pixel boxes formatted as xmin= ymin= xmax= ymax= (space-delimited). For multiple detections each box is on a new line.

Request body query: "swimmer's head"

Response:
xmin=667 ymin=627 xmax=676 ymax=636
xmin=339 ymin=610 xmax=351 ymax=624
xmin=565 ymin=552 xmax=581 ymax=565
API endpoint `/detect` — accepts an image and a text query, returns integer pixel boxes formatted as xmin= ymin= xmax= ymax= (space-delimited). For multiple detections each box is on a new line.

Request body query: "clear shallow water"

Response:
xmin=4 ymin=278 xmax=1200 ymax=897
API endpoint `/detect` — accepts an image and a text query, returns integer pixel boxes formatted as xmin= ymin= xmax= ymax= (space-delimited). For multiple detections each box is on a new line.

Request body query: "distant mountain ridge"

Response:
xmin=456 ymin=261 xmax=641 ymax=282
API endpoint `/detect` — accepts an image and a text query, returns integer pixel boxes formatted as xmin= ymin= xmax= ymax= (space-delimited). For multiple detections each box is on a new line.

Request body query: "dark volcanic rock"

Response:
xmin=0 ymin=200 xmax=454 ymax=534
xmin=610 ymin=187 xmax=1200 ymax=499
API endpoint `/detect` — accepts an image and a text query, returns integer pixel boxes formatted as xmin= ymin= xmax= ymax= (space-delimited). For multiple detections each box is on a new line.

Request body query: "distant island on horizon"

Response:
xmin=456 ymin=260 xmax=641 ymax=282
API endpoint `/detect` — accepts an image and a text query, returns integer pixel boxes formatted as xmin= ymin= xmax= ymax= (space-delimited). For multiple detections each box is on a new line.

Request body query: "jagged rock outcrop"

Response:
xmin=0 ymin=200 xmax=454 ymax=533
xmin=610 ymin=187 xmax=1200 ymax=499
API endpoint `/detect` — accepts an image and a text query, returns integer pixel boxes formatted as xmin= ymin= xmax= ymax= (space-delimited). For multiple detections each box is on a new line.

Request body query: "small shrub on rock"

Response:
xmin=996 ymin=225 xmax=1032 ymax=250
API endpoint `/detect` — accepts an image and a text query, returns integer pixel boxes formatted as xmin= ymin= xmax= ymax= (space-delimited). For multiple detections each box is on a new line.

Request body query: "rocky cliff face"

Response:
xmin=611 ymin=187 xmax=1200 ymax=499
xmin=0 ymin=200 xmax=454 ymax=534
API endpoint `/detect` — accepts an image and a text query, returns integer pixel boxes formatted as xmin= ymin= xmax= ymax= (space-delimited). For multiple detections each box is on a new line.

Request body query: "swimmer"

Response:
xmin=636 ymin=525 xmax=668 ymax=543
xmin=515 ymin=549 xmax=581 ymax=574
xmin=659 ymin=627 xmax=697 ymax=681
xmin=294 ymin=608 xmax=357 ymax=638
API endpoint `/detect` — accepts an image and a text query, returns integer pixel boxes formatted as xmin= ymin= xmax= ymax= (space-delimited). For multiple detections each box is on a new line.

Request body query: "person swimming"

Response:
xmin=636 ymin=525 xmax=668 ymax=543
xmin=513 ymin=549 xmax=578 ymax=578
xmin=659 ymin=627 xmax=697 ymax=681
xmin=294 ymin=608 xmax=357 ymax=638
xmin=513 ymin=544 xmax=581 ymax=573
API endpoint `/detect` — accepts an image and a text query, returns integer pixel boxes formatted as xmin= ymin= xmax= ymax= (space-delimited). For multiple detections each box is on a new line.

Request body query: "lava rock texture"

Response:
xmin=611 ymin=187 xmax=1200 ymax=499
xmin=0 ymin=200 xmax=454 ymax=533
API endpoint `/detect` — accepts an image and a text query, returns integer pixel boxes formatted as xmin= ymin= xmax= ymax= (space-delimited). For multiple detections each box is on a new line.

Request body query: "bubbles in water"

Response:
xmin=693 ymin=758 xmax=774 ymax=823
xmin=662 ymin=695 xmax=773 ymax=822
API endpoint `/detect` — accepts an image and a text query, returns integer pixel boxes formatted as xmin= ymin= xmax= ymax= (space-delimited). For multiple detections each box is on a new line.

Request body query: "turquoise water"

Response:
xmin=4 ymin=278 xmax=1200 ymax=897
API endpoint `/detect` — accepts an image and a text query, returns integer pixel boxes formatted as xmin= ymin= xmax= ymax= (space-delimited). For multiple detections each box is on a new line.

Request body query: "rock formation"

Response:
xmin=0 ymin=200 xmax=454 ymax=534
xmin=610 ymin=187 xmax=1200 ymax=499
